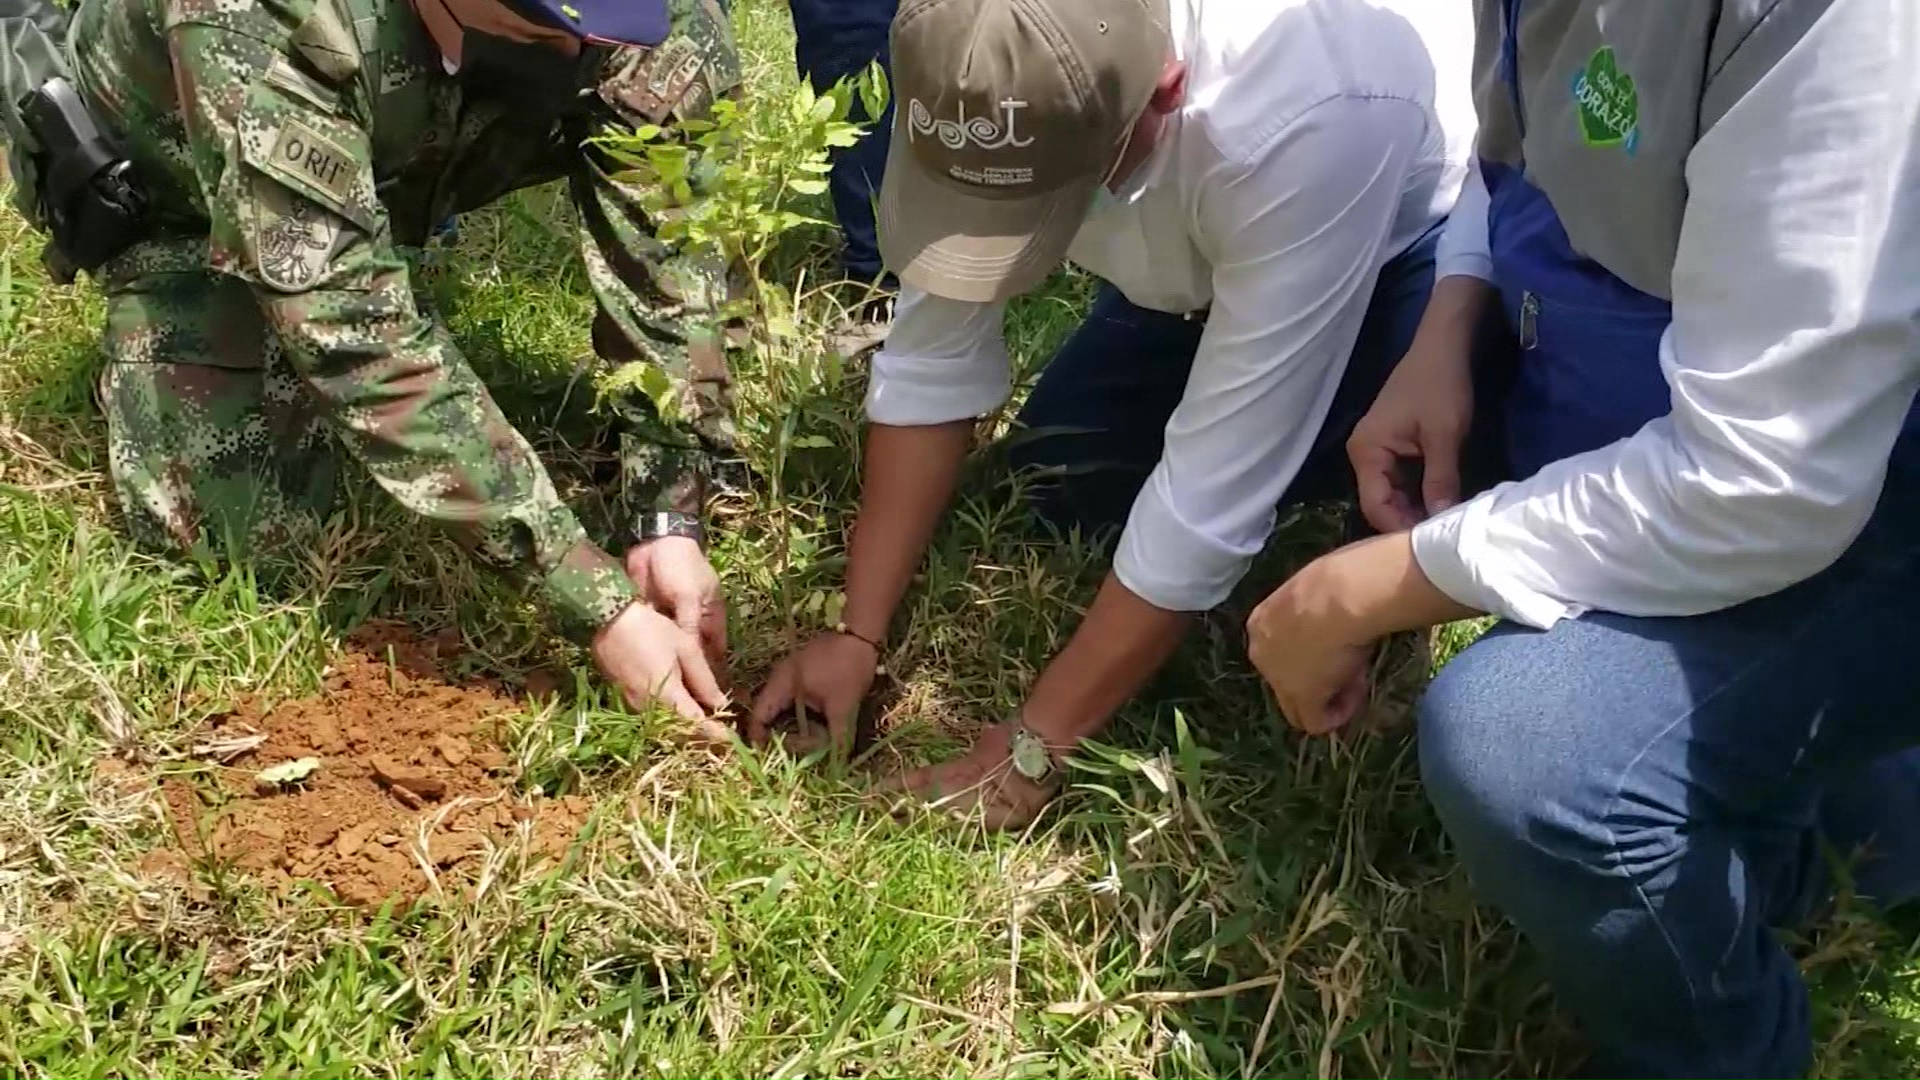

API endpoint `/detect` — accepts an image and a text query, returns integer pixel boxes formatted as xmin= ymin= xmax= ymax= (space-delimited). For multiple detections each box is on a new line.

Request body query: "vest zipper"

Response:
xmin=1519 ymin=291 xmax=1540 ymax=350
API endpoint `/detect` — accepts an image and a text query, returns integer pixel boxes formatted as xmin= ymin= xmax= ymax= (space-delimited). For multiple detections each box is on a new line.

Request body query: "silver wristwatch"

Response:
xmin=633 ymin=510 xmax=704 ymax=547
xmin=1008 ymin=722 xmax=1058 ymax=783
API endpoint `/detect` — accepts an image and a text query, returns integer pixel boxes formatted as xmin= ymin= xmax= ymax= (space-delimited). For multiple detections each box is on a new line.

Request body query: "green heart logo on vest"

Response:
xmin=1572 ymin=46 xmax=1640 ymax=155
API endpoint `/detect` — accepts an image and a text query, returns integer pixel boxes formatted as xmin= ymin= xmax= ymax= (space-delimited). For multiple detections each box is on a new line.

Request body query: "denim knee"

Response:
xmin=1414 ymin=619 xmax=1819 ymax=1078
xmin=1413 ymin=624 xmax=1658 ymax=924
xmin=1417 ymin=630 xmax=1573 ymax=865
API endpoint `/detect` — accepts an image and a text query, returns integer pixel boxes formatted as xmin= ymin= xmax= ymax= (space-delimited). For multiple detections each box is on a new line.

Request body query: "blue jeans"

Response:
xmin=789 ymin=0 xmax=896 ymax=285
xmin=1420 ymin=456 xmax=1920 ymax=1076
xmin=1009 ymin=225 xmax=1508 ymax=537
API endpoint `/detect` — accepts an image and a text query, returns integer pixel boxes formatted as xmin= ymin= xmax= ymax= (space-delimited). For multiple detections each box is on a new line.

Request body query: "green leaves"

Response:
xmin=590 ymin=57 xmax=890 ymax=418
xmin=594 ymin=61 xmax=889 ymax=274
xmin=790 ymin=78 xmax=818 ymax=124
xmin=857 ymin=59 xmax=891 ymax=125
xmin=809 ymin=91 xmax=838 ymax=126
xmin=595 ymin=359 xmax=683 ymax=424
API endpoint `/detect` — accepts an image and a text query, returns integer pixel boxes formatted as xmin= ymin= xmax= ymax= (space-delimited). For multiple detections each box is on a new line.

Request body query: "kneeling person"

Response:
xmin=752 ymin=0 xmax=1477 ymax=823
xmin=1251 ymin=1 xmax=1920 ymax=1073
xmin=6 ymin=0 xmax=739 ymax=726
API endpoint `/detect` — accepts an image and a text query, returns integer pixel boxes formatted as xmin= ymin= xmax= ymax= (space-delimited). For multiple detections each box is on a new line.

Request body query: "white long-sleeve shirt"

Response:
xmin=1413 ymin=0 xmax=1920 ymax=629
xmin=1433 ymin=161 xmax=1491 ymax=284
xmin=866 ymin=0 xmax=1479 ymax=612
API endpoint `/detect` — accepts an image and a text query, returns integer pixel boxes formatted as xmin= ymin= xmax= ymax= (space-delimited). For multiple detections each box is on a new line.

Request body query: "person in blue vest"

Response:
xmin=787 ymin=0 xmax=897 ymax=290
xmin=1245 ymin=1 xmax=1920 ymax=1075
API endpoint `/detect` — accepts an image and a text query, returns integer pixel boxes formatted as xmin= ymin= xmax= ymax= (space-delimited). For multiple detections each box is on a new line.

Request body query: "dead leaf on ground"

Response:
xmin=255 ymin=757 xmax=321 ymax=788
xmin=193 ymin=727 xmax=268 ymax=762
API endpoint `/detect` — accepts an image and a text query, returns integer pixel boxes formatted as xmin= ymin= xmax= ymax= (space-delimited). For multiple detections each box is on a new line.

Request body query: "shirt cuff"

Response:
xmin=1410 ymin=498 xmax=1584 ymax=630
xmin=864 ymin=344 xmax=1013 ymax=425
xmin=1111 ymin=485 xmax=1253 ymax=613
xmin=541 ymin=537 xmax=643 ymax=643
xmin=1433 ymin=254 xmax=1493 ymax=283
xmin=1434 ymin=164 xmax=1491 ymax=282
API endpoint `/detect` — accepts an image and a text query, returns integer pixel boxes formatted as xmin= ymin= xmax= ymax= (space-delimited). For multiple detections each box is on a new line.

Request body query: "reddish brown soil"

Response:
xmin=160 ymin=621 xmax=587 ymax=907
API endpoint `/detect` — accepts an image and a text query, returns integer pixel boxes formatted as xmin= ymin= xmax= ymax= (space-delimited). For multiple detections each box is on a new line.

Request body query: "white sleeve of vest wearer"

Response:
xmin=1413 ymin=0 xmax=1920 ymax=629
xmin=1115 ymin=96 xmax=1425 ymax=612
xmin=863 ymin=284 xmax=1013 ymax=426
xmin=1434 ymin=158 xmax=1492 ymax=282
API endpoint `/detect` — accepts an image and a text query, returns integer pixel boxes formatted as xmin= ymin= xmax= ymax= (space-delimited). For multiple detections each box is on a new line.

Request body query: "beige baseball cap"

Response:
xmin=878 ymin=0 xmax=1172 ymax=303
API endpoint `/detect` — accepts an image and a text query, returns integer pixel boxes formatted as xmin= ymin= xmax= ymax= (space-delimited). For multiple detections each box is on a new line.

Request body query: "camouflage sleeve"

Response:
xmin=164 ymin=18 xmax=637 ymax=641
xmin=572 ymin=0 xmax=742 ymax=534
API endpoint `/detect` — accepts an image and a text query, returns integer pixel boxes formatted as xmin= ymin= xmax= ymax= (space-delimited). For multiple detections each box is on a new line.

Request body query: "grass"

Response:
xmin=2 ymin=3 xmax=1918 ymax=1075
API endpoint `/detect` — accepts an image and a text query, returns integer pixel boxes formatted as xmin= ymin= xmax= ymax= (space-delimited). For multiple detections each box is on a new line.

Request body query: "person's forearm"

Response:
xmin=261 ymin=286 xmax=637 ymax=642
xmin=598 ymin=320 xmax=726 ymax=530
xmin=841 ymin=421 xmax=974 ymax=640
xmin=1019 ymin=574 xmax=1190 ymax=745
xmin=1410 ymin=275 xmax=1494 ymax=360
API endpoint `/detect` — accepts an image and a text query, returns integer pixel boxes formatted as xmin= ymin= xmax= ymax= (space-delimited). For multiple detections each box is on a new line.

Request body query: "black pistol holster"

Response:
xmin=2 ymin=0 xmax=149 ymax=282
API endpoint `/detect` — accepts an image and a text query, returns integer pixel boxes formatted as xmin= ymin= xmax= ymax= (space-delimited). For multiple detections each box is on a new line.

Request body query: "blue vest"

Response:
xmin=1488 ymin=0 xmax=1920 ymax=480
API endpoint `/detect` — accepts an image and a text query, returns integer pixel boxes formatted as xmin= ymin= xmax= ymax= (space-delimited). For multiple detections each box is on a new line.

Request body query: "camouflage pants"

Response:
xmin=98 ymin=237 xmax=347 ymax=560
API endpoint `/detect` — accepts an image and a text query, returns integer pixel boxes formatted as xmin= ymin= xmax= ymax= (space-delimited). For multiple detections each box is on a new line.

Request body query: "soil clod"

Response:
xmin=159 ymin=621 xmax=583 ymax=907
xmin=435 ymin=734 xmax=470 ymax=767
xmin=370 ymin=754 xmax=448 ymax=801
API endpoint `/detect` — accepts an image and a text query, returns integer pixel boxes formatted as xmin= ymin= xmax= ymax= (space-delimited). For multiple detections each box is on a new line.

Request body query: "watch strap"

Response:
xmin=633 ymin=510 xmax=704 ymax=546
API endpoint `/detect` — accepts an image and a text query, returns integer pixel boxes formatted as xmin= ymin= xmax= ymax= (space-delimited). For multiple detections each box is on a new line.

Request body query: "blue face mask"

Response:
xmin=1088 ymin=183 xmax=1120 ymax=216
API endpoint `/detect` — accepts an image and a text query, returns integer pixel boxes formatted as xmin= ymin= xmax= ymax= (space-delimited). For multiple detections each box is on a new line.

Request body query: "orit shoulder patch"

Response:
xmin=263 ymin=118 xmax=359 ymax=206
xmin=235 ymin=78 xmax=377 ymax=233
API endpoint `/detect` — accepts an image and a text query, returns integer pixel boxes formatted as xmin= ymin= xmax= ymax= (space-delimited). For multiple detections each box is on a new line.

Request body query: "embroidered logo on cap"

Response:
xmin=908 ymin=97 xmax=1036 ymax=186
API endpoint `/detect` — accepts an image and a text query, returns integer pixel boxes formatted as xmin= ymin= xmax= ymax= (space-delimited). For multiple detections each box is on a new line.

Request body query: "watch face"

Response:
xmin=1010 ymin=727 xmax=1052 ymax=781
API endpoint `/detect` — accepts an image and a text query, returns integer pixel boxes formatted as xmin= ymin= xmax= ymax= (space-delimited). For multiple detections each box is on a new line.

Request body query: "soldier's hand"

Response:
xmin=591 ymin=601 xmax=733 ymax=743
xmin=625 ymin=537 xmax=728 ymax=672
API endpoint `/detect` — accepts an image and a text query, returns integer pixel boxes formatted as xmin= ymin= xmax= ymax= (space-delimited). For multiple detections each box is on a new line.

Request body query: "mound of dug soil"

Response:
xmin=161 ymin=622 xmax=587 ymax=907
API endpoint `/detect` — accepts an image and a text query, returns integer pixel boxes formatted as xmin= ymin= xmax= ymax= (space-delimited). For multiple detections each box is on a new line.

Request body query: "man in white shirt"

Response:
xmin=747 ymin=0 xmax=1479 ymax=821
xmin=1248 ymin=0 xmax=1920 ymax=1074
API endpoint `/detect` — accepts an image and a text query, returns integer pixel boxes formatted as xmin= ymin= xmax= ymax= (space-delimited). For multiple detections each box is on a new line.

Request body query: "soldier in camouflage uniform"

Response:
xmin=51 ymin=0 xmax=742 ymax=724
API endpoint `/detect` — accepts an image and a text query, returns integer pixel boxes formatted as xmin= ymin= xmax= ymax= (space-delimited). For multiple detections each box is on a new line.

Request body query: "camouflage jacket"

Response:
xmin=66 ymin=0 xmax=740 ymax=639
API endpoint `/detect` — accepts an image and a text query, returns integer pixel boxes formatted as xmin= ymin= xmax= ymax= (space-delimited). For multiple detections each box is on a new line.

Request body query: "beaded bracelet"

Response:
xmin=832 ymin=621 xmax=887 ymax=676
